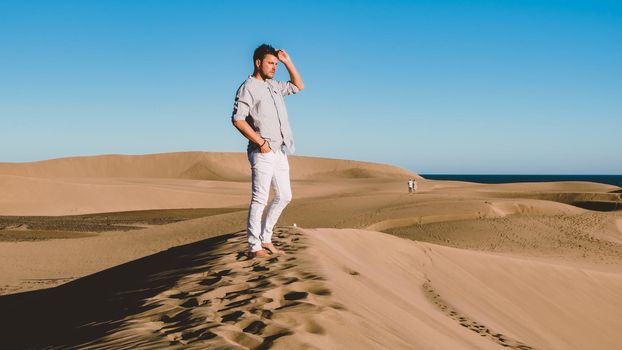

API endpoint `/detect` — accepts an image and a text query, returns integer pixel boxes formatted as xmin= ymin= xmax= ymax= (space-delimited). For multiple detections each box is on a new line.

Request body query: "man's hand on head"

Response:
xmin=276 ymin=48 xmax=304 ymax=90
xmin=277 ymin=49 xmax=291 ymax=64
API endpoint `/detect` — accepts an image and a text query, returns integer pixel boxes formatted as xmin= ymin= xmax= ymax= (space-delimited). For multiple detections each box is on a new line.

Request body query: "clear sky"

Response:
xmin=1 ymin=0 xmax=620 ymax=174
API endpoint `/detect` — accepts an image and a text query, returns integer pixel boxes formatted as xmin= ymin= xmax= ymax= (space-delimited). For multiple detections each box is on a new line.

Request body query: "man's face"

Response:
xmin=256 ymin=54 xmax=278 ymax=79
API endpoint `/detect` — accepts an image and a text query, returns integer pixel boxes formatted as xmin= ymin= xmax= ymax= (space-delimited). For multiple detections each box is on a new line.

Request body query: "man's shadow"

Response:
xmin=0 ymin=231 xmax=244 ymax=349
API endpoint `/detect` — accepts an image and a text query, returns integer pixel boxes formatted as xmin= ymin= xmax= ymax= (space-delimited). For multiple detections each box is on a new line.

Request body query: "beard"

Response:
xmin=261 ymin=71 xmax=275 ymax=79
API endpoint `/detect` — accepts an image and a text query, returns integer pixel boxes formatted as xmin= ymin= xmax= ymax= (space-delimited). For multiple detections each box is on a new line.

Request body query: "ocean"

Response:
xmin=420 ymin=175 xmax=622 ymax=188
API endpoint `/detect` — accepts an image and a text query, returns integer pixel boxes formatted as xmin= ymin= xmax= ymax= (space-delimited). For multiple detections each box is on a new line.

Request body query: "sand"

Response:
xmin=0 ymin=152 xmax=621 ymax=349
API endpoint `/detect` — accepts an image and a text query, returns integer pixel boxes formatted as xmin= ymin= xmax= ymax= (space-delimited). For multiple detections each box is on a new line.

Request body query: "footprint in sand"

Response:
xmin=423 ymin=280 xmax=536 ymax=350
xmin=120 ymin=227 xmax=336 ymax=348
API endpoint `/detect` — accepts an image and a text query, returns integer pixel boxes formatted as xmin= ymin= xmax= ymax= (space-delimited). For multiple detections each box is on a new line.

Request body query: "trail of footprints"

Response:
xmin=423 ymin=280 xmax=536 ymax=350
xmin=136 ymin=227 xmax=336 ymax=349
xmin=103 ymin=226 xmax=540 ymax=349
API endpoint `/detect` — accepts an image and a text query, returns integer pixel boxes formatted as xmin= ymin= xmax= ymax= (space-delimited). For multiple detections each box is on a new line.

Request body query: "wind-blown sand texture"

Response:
xmin=0 ymin=152 xmax=621 ymax=349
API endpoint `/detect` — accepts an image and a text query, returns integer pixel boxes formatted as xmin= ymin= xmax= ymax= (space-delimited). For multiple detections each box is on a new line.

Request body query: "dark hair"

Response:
xmin=253 ymin=43 xmax=278 ymax=62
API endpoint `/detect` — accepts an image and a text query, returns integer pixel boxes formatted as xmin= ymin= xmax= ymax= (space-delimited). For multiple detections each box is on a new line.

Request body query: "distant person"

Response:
xmin=413 ymin=178 xmax=418 ymax=193
xmin=408 ymin=178 xmax=414 ymax=193
xmin=231 ymin=44 xmax=304 ymax=258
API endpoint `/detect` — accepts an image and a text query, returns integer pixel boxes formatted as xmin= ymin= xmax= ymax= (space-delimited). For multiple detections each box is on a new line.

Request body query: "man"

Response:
xmin=231 ymin=44 xmax=304 ymax=258
xmin=408 ymin=178 xmax=413 ymax=193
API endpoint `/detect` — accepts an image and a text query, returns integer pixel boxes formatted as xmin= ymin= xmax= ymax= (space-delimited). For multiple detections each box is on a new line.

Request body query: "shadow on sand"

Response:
xmin=0 ymin=232 xmax=238 ymax=349
xmin=572 ymin=201 xmax=622 ymax=212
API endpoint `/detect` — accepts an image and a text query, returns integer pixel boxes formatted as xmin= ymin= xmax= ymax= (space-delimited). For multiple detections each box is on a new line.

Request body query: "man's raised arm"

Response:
xmin=277 ymin=49 xmax=304 ymax=91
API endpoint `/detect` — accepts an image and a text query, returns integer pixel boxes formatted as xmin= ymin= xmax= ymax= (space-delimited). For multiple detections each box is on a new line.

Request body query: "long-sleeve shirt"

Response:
xmin=231 ymin=76 xmax=300 ymax=153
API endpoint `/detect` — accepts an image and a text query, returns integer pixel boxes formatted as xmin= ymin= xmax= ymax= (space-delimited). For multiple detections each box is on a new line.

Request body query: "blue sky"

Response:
xmin=1 ymin=0 xmax=620 ymax=173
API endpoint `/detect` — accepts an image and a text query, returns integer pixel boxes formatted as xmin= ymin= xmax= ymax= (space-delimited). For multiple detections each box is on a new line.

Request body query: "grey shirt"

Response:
xmin=231 ymin=76 xmax=300 ymax=153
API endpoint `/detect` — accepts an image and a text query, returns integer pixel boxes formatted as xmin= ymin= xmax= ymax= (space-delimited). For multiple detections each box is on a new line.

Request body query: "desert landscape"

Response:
xmin=1 ymin=152 xmax=621 ymax=349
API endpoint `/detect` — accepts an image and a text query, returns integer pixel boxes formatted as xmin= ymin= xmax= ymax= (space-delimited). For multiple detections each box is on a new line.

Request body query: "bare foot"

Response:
xmin=249 ymin=249 xmax=269 ymax=258
xmin=261 ymin=243 xmax=284 ymax=255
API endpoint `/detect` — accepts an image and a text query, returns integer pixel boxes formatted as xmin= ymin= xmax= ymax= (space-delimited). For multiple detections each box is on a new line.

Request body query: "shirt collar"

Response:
xmin=248 ymin=75 xmax=273 ymax=85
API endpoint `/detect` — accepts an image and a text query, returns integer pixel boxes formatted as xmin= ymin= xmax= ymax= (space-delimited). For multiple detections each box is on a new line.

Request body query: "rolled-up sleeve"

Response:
xmin=231 ymin=84 xmax=253 ymax=122
xmin=276 ymin=80 xmax=300 ymax=96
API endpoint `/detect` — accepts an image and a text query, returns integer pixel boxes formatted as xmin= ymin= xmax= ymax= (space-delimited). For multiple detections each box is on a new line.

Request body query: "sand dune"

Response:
xmin=0 ymin=175 xmax=250 ymax=215
xmin=0 ymin=152 xmax=250 ymax=181
xmin=309 ymin=228 xmax=622 ymax=350
xmin=364 ymin=198 xmax=587 ymax=232
xmin=0 ymin=152 xmax=417 ymax=216
xmin=0 ymin=152 xmax=416 ymax=181
xmin=0 ymin=227 xmax=320 ymax=349
xmin=2 ymin=227 xmax=620 ymax=349
xmin=1 ymin=152 xmax=621 ymax=349
xmin=429 ymin=180 xmax=618 ymax=193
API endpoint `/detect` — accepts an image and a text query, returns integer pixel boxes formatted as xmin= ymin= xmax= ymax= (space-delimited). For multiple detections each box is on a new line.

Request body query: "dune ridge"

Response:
xmin=0 ymin=152 xmax=417 ymax=216
xmin=0 ymin=152 xmax=417 ymax=181
xmin=308 ymin=228 xmax=622 ymax=350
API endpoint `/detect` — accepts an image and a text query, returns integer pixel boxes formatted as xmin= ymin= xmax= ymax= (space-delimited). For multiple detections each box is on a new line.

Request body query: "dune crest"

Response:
xmin=0 ymin=152 xmax=417 ymax=216
xmin=308 ymin=228 xmax=622 ymax=350
xmin=0 ymin=152 xmax=416 ymax=181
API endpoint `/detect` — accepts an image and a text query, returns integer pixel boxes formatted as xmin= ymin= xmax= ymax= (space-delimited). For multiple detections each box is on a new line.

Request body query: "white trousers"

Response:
xmin=246 ymin=148 xmax=292 ymax=252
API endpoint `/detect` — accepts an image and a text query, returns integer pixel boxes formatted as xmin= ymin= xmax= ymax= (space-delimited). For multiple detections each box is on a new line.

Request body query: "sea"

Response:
xmin=420 ymin=175 xmax=622 ymax=188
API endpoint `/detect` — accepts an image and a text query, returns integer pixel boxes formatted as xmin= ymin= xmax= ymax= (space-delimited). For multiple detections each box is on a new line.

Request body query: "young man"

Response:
xmin=231 ymin=44 xmax=304 ymax=258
